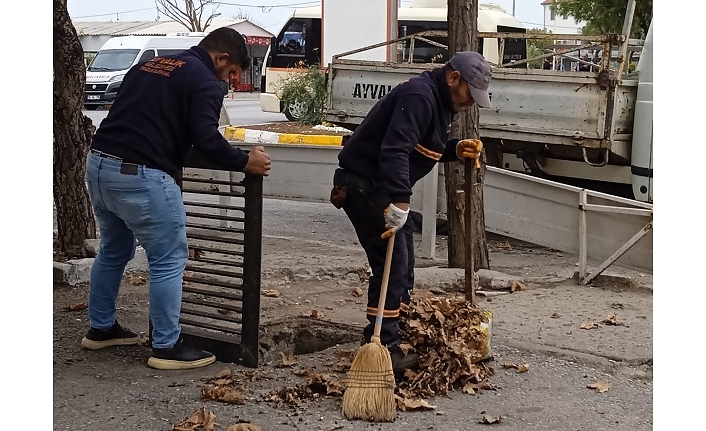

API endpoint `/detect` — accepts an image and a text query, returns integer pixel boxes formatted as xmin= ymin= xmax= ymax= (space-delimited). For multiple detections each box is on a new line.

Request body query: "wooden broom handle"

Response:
xmin=372 ymin=232 xmax=396 ymax=341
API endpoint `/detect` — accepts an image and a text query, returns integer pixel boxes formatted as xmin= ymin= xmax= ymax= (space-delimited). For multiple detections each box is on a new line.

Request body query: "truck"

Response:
xmin=324 ymin=19 xmax=653 ymax=204
xmin=84 ymin=33 xmax=207 ymax=110
xmin=260 ymin=0 xmax=527 ymax=121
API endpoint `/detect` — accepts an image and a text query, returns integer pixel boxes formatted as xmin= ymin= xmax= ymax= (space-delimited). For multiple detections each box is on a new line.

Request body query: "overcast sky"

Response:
xmin=67 ymin=0 xmax=550 ymax=35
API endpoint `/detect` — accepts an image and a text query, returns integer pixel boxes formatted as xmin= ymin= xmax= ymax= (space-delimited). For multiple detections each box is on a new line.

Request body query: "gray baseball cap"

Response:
xmin=449 ymin=51 xmax=492 ymax=108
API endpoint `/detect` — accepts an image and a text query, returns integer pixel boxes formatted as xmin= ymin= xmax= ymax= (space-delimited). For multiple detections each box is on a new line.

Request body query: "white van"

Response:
xmin=84 ymin=33 xmax=207 ymax=110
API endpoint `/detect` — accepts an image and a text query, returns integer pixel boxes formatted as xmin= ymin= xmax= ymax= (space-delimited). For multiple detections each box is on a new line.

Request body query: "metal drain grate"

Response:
xmin=176 ymin=165 xmax=263 ymax=368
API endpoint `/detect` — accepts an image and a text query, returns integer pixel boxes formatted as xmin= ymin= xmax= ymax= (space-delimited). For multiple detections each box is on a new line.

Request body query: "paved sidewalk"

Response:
xmin=57 ymin=197 xmax=652 ymax=375
xmin=53 ymin=197 xmax=653 ymax=431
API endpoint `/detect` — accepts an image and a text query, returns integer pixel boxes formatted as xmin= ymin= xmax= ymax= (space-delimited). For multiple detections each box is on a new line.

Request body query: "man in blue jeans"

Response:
xmin=82 ymin=28 xmax=271 ymax=370
xmin=331 ymin=51 xmax=488 ymax=375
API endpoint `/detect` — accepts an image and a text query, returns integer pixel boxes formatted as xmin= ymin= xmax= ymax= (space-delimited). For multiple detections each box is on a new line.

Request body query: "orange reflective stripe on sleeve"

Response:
xmin=414 ymin=143 xmax=442 ymax=161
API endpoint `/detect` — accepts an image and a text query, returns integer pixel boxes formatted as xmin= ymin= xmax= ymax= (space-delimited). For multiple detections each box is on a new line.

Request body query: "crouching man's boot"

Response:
xmin=388 ymin=344 xmax=420 ymax=376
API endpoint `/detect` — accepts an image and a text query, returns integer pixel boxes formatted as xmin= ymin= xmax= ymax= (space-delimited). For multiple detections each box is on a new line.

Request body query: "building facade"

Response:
xmin=540 ymin=0 xmax=590 ymax=71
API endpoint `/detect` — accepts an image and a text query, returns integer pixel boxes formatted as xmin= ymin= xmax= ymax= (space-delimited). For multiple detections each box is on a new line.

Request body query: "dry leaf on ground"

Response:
xmin=587 ymin=381 xmax=611 ymax=393
xmin=201 ymin=386 xmax=245 ymax=404
xmin=332 ymin=350 xmax=354 ymax=371
xmin=510 ymin=281 xmax=526 ymax=292
xmin=172 ymin=406 xmax=217 ymax=431
xmin=265 ymin=367 xmax=343 ymax=406
xmin=515 ymin=363 xmax=530 ymax=373
xmin=262 ymin=290 xmax=281 ymax=297
xmin=277 ymin=352 xmax=298 ymax=367
xmin=351 ymin=287 xmax=363 ymax=297
xmin=128 ymin=274 xmax=146 ymax=285
xmin=394 ymin=395 xmax=437 ymax=411
xmin=580 ymin=322 xmax=599 ymax=330
xmin=462 ymin=381 xmax=498 ymax=395
xmin=502 ymin=363 xmax=529 ymax=373
xmin=61 ymin=302 xmax=87 ymax=312
xmin=200 ymin=369 xmax=250 ymax=405
xmin=601 ymin=313 xmax=619 ymax=325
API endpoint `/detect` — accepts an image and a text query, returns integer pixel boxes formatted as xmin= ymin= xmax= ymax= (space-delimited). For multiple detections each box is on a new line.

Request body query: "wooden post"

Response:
xmin=465 ymin=0 xmax=480 ymax=304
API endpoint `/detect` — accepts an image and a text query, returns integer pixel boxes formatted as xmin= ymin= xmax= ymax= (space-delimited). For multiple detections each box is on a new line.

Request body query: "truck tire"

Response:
xmin=284 ymin=99 xmax=307 ymax=122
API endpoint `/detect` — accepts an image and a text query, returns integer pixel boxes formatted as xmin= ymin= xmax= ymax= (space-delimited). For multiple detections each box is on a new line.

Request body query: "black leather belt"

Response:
xmin=90 ymin=149 xmax=139 ymax=175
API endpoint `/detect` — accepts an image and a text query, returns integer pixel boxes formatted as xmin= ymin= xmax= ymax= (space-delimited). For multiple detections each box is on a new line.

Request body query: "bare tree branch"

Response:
xmin=155 ymin=0 xmax=221 ymax=32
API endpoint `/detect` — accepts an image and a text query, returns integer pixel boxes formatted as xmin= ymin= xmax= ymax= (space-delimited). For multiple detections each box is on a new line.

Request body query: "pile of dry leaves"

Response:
xmin=196 ymin=291 xmax=498 ymax=417
xmin=397 ymin=291 xmax=496 ymax=398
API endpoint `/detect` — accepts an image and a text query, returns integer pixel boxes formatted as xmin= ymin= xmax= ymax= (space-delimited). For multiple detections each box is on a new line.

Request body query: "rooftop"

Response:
xmin=72 ymin=19 xmax=273 ymax=38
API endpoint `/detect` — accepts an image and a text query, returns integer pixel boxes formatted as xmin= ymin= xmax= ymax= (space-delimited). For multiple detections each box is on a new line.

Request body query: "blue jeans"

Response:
xmin=85 ymin=152 xmax=188 ymax=349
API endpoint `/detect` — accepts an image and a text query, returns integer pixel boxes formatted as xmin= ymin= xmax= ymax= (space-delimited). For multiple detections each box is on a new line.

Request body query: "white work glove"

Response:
xmin=381 ymin=203 xmax=409 ymax=239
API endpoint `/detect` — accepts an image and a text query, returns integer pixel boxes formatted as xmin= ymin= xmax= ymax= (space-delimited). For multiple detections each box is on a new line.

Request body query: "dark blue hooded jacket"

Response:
xmin=337 ymin=67 xmax=460 ymax=204
xmin=90 ymin=46 xmax=248 ymax=178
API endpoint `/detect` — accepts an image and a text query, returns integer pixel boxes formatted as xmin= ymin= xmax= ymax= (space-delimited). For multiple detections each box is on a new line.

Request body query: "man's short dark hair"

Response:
xmin=198 ymin=27 xmax=251 ymax=69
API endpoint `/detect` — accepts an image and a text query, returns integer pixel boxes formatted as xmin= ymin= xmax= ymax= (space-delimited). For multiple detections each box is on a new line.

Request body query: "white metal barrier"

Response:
xmin=217 ymin=141 xmax=653 ymax=279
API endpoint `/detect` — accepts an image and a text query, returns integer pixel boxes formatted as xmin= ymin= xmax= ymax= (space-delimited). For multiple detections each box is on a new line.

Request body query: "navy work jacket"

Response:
xmin=337 ymin=67 xmax=460 ymax=204
xmin=90 ymin=46 xmax=248 ymax=178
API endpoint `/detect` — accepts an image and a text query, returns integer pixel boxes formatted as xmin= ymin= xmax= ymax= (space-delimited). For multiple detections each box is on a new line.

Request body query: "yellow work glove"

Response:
xmin=456 ymin=139 xmax=483 ymax=169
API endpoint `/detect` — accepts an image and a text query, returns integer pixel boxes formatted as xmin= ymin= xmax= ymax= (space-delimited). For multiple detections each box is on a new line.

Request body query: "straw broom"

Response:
xmin=341 ymin=232 xmax=397 ymax=422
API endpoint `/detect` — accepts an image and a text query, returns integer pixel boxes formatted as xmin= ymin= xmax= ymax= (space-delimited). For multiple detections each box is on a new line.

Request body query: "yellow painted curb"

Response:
xmin=278 ymin=133 xmax=343 ymax=146
xmin=223 ymin=126 xmax=246 ymax=141
xmin=223 ymin=126 xmax=346 ymax=147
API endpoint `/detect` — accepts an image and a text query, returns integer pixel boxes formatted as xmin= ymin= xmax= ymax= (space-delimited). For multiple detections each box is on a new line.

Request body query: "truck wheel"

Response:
xmin=84 ymin=105 xmax=99 ymax=110
xmin=284 ymin=99 xmax=307 ymax=122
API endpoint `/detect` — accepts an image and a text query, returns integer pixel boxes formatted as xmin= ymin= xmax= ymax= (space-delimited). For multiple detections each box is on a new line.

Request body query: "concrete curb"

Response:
xmin=53 ymin=258 xmax=95 ymax=286
xmin=223 ymin=125 xmax=346 ymax=147
xmin=53 ymin=239 xmax=148 ymax=286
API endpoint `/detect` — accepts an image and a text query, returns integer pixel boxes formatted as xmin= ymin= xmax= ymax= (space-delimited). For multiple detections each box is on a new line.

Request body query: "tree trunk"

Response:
xmin=53 ymin=0 xmax=97 ymax=259
xmin=444 ymin=0 xmax=489 ymax=270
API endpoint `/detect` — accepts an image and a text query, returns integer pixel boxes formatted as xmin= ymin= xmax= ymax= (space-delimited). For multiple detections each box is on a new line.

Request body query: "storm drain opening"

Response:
xmin=259 ymin=317 xmax=362 ymax=363
xmin=166 ymin=158 xmax=264 ymax=368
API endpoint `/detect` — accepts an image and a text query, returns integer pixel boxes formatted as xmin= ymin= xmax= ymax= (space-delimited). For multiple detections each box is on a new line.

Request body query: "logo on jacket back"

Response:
xmin=140 ymin=57 xmax=186 ymax=78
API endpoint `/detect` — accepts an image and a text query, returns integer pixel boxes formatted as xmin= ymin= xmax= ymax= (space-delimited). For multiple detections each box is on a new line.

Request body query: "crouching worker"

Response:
xmin=330 ymin=51 xmax=491 ymax=375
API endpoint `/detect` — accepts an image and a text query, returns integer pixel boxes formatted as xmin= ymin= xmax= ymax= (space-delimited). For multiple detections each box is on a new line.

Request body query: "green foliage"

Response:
xmin=275 ymin=62 xmax=327 ymax=125
xmin=526 ymin=28 xmax=554 ymax=69
xmin=552 ymin=0 xmax=652 ymax=38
